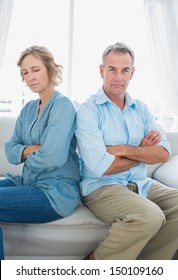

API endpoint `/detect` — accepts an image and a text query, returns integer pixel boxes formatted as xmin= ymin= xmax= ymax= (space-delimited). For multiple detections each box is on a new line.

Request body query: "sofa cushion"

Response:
xmin=3 ymin=203 xmax=110 ymax=259
xmin=153 ymin=155 xmax=178 ymax=189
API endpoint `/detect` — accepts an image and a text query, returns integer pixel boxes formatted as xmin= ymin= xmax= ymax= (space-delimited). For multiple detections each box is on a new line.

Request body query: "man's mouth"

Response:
xmin=112 ymin=84 xmax=123 ymax=87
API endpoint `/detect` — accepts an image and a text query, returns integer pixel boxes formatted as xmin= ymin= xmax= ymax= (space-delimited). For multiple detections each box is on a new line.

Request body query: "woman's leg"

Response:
xmin=0 ymin=178 xmax=15 ymax=187
xmin=0 ymin=183 xmax=61 ymax=259
xmin=0 ymin=184 xmax=61 ymax=223
xmin=0 ymin=228 xmax=4 ymax=260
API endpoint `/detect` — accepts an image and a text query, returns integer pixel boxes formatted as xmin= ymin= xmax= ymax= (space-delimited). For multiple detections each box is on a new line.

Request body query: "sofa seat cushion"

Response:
xmin=2 ymin=204 xmax=110 ymax=259
xmin=153 ymin=155 xmax=178 ymax=189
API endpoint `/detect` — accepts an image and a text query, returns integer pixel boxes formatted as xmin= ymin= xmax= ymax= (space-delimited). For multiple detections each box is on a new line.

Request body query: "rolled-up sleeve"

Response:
xmin=143 ymin=103 xmax=171 ymax=156
xmin=76 ymin=102 xmax=115 ymax=177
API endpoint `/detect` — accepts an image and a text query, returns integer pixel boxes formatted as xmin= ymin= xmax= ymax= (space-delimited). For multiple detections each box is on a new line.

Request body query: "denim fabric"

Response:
xmin=4 ymin=91 xmax=80 ymax=217
xmin=0 ymin=178 xmax=61 ymax=260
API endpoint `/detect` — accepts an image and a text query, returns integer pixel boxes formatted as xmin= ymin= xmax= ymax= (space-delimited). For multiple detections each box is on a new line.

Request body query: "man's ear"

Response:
xmin=99 ymin=64 xmax=104 ymax=78
xmin=130 ymin=67 xmax=135 ymax=80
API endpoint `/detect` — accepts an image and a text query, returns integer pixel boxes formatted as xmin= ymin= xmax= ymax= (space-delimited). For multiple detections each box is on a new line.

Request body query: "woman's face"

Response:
xmin=21 ymin=54 xmax=51 ymax=94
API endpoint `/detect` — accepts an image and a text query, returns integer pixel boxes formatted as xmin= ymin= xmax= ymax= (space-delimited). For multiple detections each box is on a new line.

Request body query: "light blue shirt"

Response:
xmin=76 ymin=88 xmax=171 ymax=197
xmin=5 ymin=91 xmax=80 ymax=217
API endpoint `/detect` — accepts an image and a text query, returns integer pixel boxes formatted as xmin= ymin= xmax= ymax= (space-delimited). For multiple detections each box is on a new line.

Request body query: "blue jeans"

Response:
xmin=0 ymin=178 xmax=62 ymax=260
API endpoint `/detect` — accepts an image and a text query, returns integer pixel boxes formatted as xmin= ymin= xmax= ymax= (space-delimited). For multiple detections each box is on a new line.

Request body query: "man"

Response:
xmin=76 ymin=42 xmax=178 ymax=260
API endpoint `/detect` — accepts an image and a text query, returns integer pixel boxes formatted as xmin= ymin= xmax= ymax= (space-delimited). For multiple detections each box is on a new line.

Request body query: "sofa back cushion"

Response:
xmin=0 ymin=116 xmax=177 ymax=178
xmin=167 ymin=132 xmax=178 ymax=156
xmin=0 ymin=116 xmax=23 ymax=176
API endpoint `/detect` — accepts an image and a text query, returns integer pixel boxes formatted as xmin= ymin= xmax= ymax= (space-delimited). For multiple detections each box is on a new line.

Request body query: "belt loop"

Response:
xmin=127 ymin=182 xmax=138 ymax=194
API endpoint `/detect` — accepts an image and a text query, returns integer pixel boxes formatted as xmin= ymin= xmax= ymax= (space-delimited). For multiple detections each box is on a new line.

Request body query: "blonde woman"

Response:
xmin=0 ymin=46 xmax=80 ymax=259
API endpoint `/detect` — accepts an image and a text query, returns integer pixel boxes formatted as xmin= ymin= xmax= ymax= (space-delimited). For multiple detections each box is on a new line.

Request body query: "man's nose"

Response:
xmin=114 ymin=71 xmax=122 ymax=81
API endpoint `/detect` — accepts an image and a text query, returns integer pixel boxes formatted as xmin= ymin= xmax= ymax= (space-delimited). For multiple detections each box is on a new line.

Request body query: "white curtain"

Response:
xmin=144 ymin=0 xmax=178 ymax=115
xmin=0 ymin=0 xmax=13 ymax=66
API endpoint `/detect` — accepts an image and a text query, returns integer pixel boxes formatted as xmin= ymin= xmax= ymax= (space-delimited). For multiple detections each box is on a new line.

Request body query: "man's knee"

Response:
xmin=122 ymin=203 xmax=165 ymax=238
xmin=141 ymin=204 xmax=166 ymax=238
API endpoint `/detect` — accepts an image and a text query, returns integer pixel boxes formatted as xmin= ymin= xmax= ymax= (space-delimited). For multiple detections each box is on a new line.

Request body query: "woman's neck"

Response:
xmin=39 ymin=87 xmax=55 ymax=106
xmin=38 ymin=87 xmax=55 ymax=115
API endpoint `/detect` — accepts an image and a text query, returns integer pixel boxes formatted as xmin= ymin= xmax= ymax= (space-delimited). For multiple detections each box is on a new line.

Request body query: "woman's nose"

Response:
xmin=28 ymin=72 xmax=35 ymax=81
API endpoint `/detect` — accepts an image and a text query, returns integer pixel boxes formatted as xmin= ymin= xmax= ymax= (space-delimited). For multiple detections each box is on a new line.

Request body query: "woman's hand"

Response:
xmin=22 ymin=144 xmax=41 ymax=161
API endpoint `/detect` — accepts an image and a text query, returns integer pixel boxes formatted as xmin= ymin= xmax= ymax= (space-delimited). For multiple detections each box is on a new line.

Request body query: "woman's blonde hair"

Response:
xmin=17 ymin=46 xmax=63 ymax=86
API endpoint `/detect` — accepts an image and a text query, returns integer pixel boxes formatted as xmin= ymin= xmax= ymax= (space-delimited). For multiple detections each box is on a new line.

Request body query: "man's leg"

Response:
xmin=83 ymin=184 xmax=165 ymax=260
xmin=137 ymin=183 xmax=178 ymax=260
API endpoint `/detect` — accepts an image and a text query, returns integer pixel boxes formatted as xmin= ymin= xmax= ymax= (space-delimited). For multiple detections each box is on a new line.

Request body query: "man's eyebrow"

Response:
xmin=108 ymin=66 xmax=131 ymax=70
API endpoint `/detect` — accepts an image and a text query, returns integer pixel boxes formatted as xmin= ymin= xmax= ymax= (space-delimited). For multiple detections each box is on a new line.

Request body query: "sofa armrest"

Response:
xmin=152 ymin=155 xmax=178 ymax=189
xmin=146 ymin=163 xmax=162 ymax=178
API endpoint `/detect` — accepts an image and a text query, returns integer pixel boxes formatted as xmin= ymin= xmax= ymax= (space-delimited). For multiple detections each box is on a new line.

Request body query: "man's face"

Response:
xmin=100 ymin=51 xmax=135 ymax=99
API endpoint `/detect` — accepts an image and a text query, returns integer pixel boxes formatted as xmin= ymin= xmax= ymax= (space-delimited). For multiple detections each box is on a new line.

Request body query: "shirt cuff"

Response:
xmin=93 ymin=153 xmax=115 ymax=177
xmin=158 ymin=140 xmax=171 ymax=156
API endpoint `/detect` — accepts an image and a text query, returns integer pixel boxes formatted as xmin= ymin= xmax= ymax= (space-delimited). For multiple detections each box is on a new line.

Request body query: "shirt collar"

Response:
xmin=95 ymin=87 xmax=136 ymax=109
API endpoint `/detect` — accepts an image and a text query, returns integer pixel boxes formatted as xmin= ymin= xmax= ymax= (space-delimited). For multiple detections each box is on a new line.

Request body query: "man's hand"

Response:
xmin=140 ymin=130 xmax=161 ymax=147
xmin=107 ymin=130 xmax=161 ymax=156
xmin=106 ymin=130 xmax=169 ymax=165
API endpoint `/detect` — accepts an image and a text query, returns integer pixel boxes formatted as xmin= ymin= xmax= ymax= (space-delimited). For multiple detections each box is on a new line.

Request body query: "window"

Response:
xmin=0 ymin=0 xmax=70 ymax=115
xmin=0 ymin=0 xmax=177 ymax=131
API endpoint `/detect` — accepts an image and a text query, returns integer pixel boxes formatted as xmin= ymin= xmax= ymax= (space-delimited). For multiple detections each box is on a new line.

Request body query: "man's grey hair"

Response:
xmin=102 ymin=42 xmax=135 ymax=66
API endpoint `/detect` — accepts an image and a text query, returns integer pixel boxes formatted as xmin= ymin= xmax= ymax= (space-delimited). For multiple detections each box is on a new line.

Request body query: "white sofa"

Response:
xmin=0 ymin=116 xmax=178 ymax=260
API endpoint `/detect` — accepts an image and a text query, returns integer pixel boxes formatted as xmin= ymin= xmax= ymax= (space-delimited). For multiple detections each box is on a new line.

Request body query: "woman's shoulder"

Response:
xmin=20 ymin=99 xmax=38 ymax=115
xmin=53 ymin=91 xmax=75 ymax=110
xmin=55 ymin=91 xmax=72 ymax=103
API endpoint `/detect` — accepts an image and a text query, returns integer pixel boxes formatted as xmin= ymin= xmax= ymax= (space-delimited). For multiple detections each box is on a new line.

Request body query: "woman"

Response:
xmin=0 ymin=46 xmax=80 ymax=259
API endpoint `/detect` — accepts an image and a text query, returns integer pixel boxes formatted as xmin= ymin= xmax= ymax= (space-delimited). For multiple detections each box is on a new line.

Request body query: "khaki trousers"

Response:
xmin=83 ymin=183 xmax=178 ymax=259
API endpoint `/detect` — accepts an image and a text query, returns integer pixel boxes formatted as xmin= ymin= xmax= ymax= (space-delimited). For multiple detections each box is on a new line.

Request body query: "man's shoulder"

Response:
xmin=78 ymin=88 xmax=106 ymax=107
xmin=76 ymin=92 xmax=103 ymax=122
xmin=77 ymin=93 xmax=99 ymax=111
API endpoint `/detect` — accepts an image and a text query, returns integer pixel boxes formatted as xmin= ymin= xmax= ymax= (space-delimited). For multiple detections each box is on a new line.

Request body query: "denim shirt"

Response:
xmin=5 ymin=91 xmax=80 ymax=217
xmin=76 ymin=88 xmax=171 ymax=197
